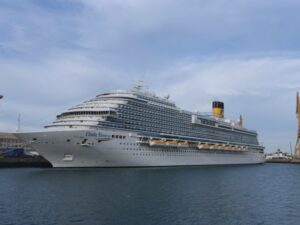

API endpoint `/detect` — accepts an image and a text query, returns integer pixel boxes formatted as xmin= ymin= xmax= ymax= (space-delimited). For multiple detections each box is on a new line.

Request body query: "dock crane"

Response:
xmin=295 ymin=92 xmax=300 ymax=157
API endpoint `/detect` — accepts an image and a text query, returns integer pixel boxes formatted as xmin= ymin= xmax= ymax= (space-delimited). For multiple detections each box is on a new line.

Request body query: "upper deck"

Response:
xmin=45 ymin=84 xmax=258 ymax=139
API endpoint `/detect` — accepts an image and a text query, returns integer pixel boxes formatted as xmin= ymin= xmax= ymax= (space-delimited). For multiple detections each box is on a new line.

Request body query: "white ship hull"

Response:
xmin=16 ymin=129 xmax=265 ymax=168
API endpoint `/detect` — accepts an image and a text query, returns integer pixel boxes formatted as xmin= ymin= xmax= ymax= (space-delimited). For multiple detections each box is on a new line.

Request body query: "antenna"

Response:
xmin=17 ymin=113 xmax=21 ymax=132
xmin=239 ymin=115 xmax=243 ymax=127
xmin=132 ymin=80 xmax=144 ymax=92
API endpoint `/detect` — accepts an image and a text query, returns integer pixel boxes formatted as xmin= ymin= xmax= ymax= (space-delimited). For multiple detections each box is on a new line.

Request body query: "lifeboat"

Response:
xmin=240 ymin=146 xmax=249 ymax=152
xmin=229 ymin=145 xmax=246 ymax=151
xmin=198 ymin=143 xmax=209 ymax=149
xmin=224 ymin=145 xmax=231 ymax=150
xmin=148 ymin=138 xmax=190 ymax=148
xmin=165 ymin=140 xmax=179 ymax=147
xmin=197 ymin=143 xmax=204 ymax=149
xmin=217 ymin=144 xmax=225 ymax=150
xmin=149 ymin=139 xmax=167 ymax=146
xmin=230 ymin=145 xmax=238 ymax=151
xmin=178 ymin=140 xmax=189 ymax=148
xmin=209 ymin=144 xmax=216 ymax=149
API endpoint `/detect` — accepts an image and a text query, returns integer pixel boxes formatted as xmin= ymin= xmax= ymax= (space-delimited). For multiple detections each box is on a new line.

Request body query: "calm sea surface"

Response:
xmin=1 ymin=164 xmax=300 ymax=225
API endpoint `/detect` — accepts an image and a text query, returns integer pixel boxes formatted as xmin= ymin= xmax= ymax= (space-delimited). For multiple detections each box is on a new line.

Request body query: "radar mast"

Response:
xmin=132 ymin=80 xmax=144 ymax=92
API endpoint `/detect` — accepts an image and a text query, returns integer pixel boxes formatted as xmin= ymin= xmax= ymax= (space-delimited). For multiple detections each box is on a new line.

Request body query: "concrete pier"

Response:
xmin=0 ymin=156 xmax=52 ymax=168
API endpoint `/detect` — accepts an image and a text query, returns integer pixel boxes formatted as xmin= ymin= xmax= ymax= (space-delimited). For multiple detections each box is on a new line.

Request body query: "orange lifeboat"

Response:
xmin=178 ymin=140 xmax=189 ymax=148
xmin=149 ymin=138 xmax=166 ymax=146
xmin=165 ymin=140 xmax=179 ymax=147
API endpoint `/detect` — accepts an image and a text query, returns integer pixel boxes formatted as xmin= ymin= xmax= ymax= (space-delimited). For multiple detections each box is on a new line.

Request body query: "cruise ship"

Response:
xmin=16 ymin=83 xmax=265 ymax=167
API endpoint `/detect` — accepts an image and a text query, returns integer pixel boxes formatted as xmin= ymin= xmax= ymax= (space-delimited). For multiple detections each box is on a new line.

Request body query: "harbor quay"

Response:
xmin=0 ymin=132 xmax=51 ymax=168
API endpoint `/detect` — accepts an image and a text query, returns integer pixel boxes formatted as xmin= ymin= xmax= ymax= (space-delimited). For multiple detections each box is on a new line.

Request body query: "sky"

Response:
xmin=0 ymin=0 xmax=300 ymax=153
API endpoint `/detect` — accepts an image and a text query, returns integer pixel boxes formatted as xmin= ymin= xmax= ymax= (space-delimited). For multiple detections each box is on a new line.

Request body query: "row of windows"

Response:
xmin=122 ymin=100 xmax=255 ymax=131
xmin=117 ymin=104 xmax=251 ymax=135
xmin=58 ymin=96 xmax=258 ymax=146
xmin=101 ymin=121 xmax=258 ymax=146
xmin=118 ymin=111 xmax=255 ymax=142
xmin=59 ymin=110 xmax=116 ymax=118
xmin=119 ymin=143 xmax=138 ymax=146
xmin=120 ymin=104 xmax=188 ymax=120
xmin=122 ymin=147 xmax=200 ymax=153
xmin=122 ymin=149 xmax=244 ymax=156
xmin=200 ymin=118 xmax=216 ymax=126
xmin=103 ymin=117 xmax=257 ymax=144
xmin=138 ymin=95 xmax=175 ymax=107
xmin=118 ymin=112 xmax=189 ymax=125
xmin=60 ymin=97 xmax=256 ymax=144
xmin=112 ymin=135 xmax=126 ymax=139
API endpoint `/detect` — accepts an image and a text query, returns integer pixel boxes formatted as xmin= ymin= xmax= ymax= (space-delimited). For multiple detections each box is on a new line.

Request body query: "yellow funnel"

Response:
xmin=212 ymin=101 xmax=224 ymax=118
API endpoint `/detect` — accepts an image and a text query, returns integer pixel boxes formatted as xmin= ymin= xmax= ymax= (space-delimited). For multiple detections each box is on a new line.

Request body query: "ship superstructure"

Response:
xmin=16 ymin=84 xmax=265 ymax=167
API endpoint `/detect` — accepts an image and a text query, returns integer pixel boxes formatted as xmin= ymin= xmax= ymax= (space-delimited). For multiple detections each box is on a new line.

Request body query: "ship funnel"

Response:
xmin=212 ymin=101 xmax=224 ymax=119
xmin=239 ymin=115 xmax=243 ymax=127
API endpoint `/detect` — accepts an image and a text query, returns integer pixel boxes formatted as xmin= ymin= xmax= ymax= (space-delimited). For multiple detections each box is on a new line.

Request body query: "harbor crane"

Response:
xmin=295 ymin=92 xmax=300 ymax=157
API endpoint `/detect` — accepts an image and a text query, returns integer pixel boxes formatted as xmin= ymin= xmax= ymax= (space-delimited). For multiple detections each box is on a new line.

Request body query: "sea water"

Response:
xmin=1 ymin=164 xmax=300 ymax=225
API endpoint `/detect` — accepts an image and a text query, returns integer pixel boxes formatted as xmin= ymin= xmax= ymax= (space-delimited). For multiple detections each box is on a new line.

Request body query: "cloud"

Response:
xmin=0 ymin=49 xmax=136 ymax=132
xmin=2 ymin=0 xmax=299 ymax=68
xmin=1 ymin=0 xmax=300 ymax=153
xmin=1 ymin=53 xmax=299 ymax=152
xmin=153 ymin=56 xmax=299 ymax=152
xmin=162 ymin=57 xmax=300 ymax=103
xmin=73 ymin=0 xmax=300 ymax=55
